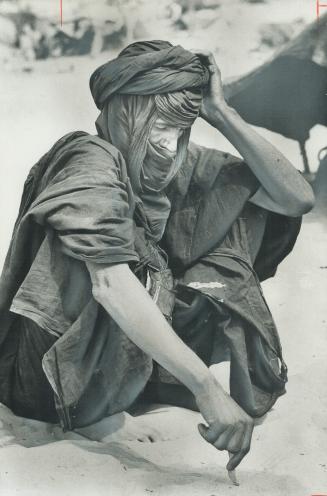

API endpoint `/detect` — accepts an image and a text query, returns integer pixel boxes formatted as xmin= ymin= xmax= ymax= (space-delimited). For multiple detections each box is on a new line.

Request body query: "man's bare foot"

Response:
xmin=75 ymin=411 xmax=165 ymax=443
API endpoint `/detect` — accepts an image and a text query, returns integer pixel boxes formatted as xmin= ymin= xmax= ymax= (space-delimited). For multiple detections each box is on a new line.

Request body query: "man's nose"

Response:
xmin=160 ymin=131 xmax=179 ymax=153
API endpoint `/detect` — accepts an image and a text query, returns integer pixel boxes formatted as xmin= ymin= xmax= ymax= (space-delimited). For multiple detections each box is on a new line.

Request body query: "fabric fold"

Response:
xmin=90 ymin=41 xmax=210 ymax=110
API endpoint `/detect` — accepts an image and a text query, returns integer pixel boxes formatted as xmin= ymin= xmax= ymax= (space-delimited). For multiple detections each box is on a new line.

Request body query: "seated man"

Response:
xmin=0 ymin=41 xmax=314 ymax=471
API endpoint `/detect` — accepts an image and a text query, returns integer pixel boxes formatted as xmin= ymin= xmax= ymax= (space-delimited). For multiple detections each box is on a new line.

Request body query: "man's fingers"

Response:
xmin=198 ymin=423 xmax=217 ymax=443
xmin=190 ymin=48 xmax=212 ymax=58
xmin=213 ymin=425 xmax=235 ymax=450
xmin=198 ymin=418 xmax=253 ymax=470
xmin=190 ymin=49 xmax=218 ymax=67
xmin=199 ymin=423 xmax=240 ymax=451
xmin=240 ymin=422 xmax=254 ymax=453
xmin=226 ymin=425 xmax=245 ymax=453
xmin=226 ymin=423 xmax=253 ymax=471
xmin=227 ymin=448 xmax=248 ymax=471
xmin=198 ymin=423 xmax=222 ymax=443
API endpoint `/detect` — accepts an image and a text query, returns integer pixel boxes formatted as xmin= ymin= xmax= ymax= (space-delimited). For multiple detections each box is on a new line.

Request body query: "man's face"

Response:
xmin=148 ymin=118 xmax=183 ymax=159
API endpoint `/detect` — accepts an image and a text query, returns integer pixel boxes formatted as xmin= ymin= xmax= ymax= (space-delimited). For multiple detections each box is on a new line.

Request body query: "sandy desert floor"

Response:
xmin=0 ymin=214 xmax=326 ymax=496
xmin=0 ymin=1 xmax=326 ymax=494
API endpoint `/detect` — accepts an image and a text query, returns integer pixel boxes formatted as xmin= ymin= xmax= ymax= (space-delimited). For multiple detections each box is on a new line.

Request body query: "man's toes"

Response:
xmin=134 ymin=423 xmax=165 ymax=443
xmin=148 ymin=428 xmax=165 ymax=442
xmin=137 ymin=434 xmax=151 ymax=443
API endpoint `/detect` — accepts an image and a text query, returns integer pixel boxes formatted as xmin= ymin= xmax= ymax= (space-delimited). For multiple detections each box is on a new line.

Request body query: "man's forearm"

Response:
xmin=87 ymin=262 xmax=217 ymax=398
xmin=86 ymin=262 xmax=255 ymax=467
xmin=207 ymin=103 xmax=314 ymax=216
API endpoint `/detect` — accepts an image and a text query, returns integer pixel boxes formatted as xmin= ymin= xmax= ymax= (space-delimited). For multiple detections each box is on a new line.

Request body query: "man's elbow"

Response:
xmin=91 ymin=273 xmax=112 ymax=306
xmin=87 ymin=262 xmax=130 ymax=305
xmin=91 ymin=279 xmax=108 ymax=305
xmin=290 ymin=188 xmax=315 ymax=217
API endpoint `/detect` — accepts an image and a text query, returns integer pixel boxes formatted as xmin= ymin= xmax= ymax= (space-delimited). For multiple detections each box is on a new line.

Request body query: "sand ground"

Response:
xmin=0 ymin=215 xmax=326 ymax=496
xmin=0 ymin=1 xmax=326 ymax=494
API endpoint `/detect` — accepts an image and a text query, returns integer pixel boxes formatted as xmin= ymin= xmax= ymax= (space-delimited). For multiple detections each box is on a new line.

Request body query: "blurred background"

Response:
xmin=0 ymin=3 xmax=326 ymax=495
xmin=0 ymin=0 xmax=326 ymax=266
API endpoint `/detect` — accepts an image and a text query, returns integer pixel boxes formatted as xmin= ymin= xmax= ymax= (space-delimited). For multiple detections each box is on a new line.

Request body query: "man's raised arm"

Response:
xmin=193 ymin=50 xmax=315 ymax=217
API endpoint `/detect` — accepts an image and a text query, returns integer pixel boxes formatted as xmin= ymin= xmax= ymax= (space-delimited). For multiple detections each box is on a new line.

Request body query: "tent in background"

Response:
xmin=225 ymin=13 xmax=327 ymax=174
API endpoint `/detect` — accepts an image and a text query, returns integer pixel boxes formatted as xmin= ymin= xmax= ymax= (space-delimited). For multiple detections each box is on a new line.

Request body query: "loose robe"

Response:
xmin=0 ymin=132 xmax=301 ymax=429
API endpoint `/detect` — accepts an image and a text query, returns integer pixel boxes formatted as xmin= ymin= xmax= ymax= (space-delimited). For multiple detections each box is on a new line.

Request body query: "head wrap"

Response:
xmin=90 ymin=40 xmax=209 ymax=196
xmin=90 ymin=40 xmax=210 ymax=110
xmin=95 ymin=93 xmax=195 ymax=194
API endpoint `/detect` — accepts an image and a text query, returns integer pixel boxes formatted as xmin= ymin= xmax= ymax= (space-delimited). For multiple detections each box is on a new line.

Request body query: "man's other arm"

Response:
xmin=209 ymin=103 xmax=314 ymax=217
xmin=194 ymin=50 xmax=315 ymax=217
xmin=86 ymin=261 xmax=254 ymax=470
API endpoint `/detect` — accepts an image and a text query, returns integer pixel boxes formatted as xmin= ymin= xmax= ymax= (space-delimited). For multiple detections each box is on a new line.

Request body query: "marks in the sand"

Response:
xmin=74 ymin=440 xmax=229 ymax=490
xmin=0 ymin=403 xmax=82 ymax=447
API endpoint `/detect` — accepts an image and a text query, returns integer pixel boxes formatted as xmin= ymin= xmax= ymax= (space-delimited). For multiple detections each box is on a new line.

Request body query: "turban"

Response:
xmin=90 ymin=40 xmax=210 ymax=221
xmin=90 ymin=40 xmax=210 ymax=110
xmin=95 ymin=93 xmax=194 ymax=196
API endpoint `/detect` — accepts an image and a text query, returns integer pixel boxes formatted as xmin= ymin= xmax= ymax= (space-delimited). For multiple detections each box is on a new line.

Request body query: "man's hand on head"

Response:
xmin=190 ymin=49 xmax=228 ymax=126
xmin=190 ymin=49 xmax=314 ymax=217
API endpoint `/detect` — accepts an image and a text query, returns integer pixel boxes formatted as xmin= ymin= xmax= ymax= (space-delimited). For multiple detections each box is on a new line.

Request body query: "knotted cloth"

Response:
xmin=89 ymin=40 xmax=210 ymax=109
xmin=90 ymin=40 xmax=210 ymax=205
xmin=89 ymin=41 xmax=211 ymax=299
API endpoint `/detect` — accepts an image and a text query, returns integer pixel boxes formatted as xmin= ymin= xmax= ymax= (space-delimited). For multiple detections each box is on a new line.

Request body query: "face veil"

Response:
xmin=90 ymin=40 xmax=209 ymax=194
xmin=95 ymin=90 xmax=202 ymax=194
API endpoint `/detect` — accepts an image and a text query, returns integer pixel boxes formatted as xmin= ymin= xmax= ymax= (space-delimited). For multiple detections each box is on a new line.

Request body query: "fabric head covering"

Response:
xmin=95 ymin=92 xmax=200 ymax=193
xmin=90 ymin=40 xmax=210 ymax=110
xmin=91 ymin=40 xmax=209 ymax=195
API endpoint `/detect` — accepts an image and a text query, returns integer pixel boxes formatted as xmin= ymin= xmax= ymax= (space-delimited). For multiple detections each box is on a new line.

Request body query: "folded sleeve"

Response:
xmin=28 ymin=142 xmax=138 ymax=264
